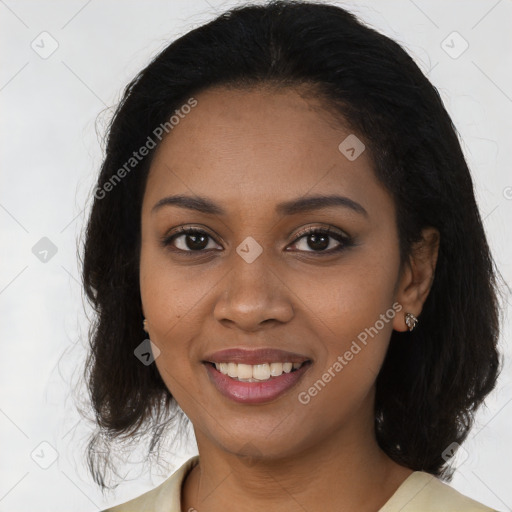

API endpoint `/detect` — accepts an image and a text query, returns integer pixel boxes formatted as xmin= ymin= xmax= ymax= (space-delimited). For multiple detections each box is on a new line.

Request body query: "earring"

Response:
xmin=404 ymin=312 xmax=418 ymax=331
xmin=143 ymin=318 xmax=148 ymax=333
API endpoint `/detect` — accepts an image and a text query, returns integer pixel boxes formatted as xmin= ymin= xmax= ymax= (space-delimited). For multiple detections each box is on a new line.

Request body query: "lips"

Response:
xmin=202 ymin=347 xmax=311 ymax=365
xmin=202 ymin=348 xmax=312 ymax=404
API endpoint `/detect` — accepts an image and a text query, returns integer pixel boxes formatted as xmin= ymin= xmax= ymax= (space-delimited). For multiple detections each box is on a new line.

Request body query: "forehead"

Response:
xmin=143 ymin=86 xmax=389 ymax=218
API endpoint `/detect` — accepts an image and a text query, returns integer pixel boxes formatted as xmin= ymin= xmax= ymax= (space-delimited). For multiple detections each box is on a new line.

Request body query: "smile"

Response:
xmin=203 ymin=359 xmax=312 ymax=404
xmin=211 ymin=361 xmax=305 ymax=381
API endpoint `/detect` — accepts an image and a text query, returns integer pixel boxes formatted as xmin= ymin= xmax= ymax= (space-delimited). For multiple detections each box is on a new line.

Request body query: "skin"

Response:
xmin=139 ymin=85 xmax=439 ymax=512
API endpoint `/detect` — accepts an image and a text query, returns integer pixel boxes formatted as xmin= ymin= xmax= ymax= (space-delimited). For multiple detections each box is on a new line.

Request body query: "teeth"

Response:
xmin=237 ymin=364 xmax=253 ymax=380
xmin=213 ymin=361 xmax=305 ymax=381
xmin=227 ymin=362 xmax=237 ymax=378
xmin=270 ymin=362 xmax=283 ymax=376
xmin=253 ymin=364 xmax=270 ymax=381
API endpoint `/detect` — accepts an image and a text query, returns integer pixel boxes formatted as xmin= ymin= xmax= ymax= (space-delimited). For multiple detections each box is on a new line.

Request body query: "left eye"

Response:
xmin=289 ymin=228 xmax=350 ymax=253
xmin=161 ymin=227 xmax=351 ymax=255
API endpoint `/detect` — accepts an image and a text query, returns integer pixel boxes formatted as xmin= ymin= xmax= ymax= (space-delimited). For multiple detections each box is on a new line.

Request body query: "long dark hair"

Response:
xmin=81 ymin=0 xmax=502 ymax=489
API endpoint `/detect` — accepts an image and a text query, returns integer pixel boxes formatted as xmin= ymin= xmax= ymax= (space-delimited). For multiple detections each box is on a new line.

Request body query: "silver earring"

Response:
xmin=404 ymin=312 xmax=418 ymax=331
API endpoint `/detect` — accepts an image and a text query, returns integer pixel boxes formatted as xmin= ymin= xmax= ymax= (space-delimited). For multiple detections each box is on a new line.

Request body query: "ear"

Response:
xmin=393 ymin=227 xmax=440 ymax=332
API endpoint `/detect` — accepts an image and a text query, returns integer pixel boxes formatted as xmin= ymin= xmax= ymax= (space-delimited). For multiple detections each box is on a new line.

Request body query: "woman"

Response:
xmin=81 ymin=1 xmax=502 ymax=510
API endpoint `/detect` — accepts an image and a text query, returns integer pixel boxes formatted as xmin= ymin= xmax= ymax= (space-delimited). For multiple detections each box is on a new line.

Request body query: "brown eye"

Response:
xmin=162 ymin=228 xmax=220 ymax=252
xmin=161 ymin=226 xmax=353 ymax=256
xmin=289 ymin=227 xmax=352 ymax=254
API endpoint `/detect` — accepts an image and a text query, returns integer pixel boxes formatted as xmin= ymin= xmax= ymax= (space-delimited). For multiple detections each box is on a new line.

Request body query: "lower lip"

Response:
xmin=204 ymin=362 xmax=311 ymax=404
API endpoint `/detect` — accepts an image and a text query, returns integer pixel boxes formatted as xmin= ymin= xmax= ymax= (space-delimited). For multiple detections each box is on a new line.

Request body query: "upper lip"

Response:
xmin=203 ymin=348 xmax=311 ymax=365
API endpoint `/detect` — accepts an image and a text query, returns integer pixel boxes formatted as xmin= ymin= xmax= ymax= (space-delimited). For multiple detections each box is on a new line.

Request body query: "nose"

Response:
xmin=213 ymin=250 xmax=294 ymax=331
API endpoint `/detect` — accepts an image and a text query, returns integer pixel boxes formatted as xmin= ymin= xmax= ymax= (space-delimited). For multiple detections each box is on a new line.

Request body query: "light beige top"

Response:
xmin=103 ymin=455 xmax=498 ymax=512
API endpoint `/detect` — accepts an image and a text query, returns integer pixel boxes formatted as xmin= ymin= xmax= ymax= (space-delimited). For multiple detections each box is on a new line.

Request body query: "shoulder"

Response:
xmin=379 ymin=471 xmax=499 ymax=512
xmin=102 ymin=455 xmax=199 ymax=512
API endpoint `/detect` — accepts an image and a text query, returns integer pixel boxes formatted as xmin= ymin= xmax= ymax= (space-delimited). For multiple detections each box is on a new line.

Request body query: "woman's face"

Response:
xmin=140 ymin=85 xmax=406 ymax=460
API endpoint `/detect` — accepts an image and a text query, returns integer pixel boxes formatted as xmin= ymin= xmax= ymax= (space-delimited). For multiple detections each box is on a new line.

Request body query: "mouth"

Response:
xmin=202 ymin=351 xmax=312 ymax=404
xmin=204 ymin=360 xmax=310 ymax=382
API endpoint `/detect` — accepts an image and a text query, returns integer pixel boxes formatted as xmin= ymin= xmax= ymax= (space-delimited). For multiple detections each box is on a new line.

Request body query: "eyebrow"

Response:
xmin=151 ymin=193 xmax=368 ymax=217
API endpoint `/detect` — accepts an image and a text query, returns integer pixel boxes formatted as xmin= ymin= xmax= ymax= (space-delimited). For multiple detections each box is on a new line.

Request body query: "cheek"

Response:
xmin=295 ymin=239 xmax=400 ymax=395
xmin=291 ymin=281 xmax=398 ymax=430
xmin=295 ymin=248 xmax=398 ymax=342
xmin=335 ymin=266 xmax=397 ymax=340
xmin=140 ymin=244 xmax=212 ymax=337
xmin=140 ymin=250 xmax=197 ymax=384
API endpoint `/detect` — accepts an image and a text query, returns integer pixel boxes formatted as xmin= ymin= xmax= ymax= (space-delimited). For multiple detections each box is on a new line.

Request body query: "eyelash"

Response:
xmin=160 ymin=225 xmax=354 ymax=256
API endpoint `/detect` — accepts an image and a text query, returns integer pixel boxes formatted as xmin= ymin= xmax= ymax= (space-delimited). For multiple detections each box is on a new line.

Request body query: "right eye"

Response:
xmin=161 ymin=227 xmax=221 ymax=254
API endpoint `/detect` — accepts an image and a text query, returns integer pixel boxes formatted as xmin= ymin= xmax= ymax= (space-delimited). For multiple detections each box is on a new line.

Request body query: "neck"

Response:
xmin=182 ymin=420 xmax=413 ymax=512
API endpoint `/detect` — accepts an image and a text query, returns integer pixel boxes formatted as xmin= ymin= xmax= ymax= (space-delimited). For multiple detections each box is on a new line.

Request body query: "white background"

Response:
xmin=0 ymin=0 xmax=511 ymax=510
